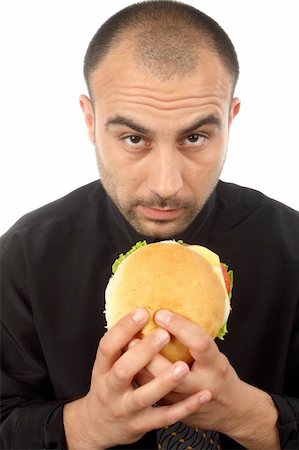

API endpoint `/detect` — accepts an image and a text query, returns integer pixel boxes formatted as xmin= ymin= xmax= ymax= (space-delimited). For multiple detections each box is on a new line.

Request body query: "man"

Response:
xmin=1 ymin=1 xmax=298 ymax=449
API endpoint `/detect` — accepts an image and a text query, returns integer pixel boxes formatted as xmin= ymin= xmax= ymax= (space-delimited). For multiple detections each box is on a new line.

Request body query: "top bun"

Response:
xmin=105 ymin=241 xmax=228 ymax=363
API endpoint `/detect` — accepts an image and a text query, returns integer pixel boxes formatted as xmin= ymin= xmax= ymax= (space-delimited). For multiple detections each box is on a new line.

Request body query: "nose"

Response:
xmin=146 ymin=147 xmax=183 ymax=199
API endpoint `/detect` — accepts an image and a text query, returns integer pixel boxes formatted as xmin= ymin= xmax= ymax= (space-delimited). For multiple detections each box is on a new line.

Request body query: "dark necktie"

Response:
xmin=156 ymin=422 xmax=220 ymax=449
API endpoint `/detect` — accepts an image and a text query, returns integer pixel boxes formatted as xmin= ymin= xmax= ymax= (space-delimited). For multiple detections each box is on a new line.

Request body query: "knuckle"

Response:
xmin=163 ymin=409 xmax=177 ymax=427
xmin=90 ymin=366 xmax=98 ymax=384
xmin=131 ymin=391 xmax=148 ymax=410
xmin=96 ymin=388 xmax=107 ymax=405
xmin=111 ymin=362 xmax=129 ymax=381
xmin=110 ymin=404 xmax=124 ymax=420
xmin=218 ymin=354 xmax=230 ymax=378
xmin=200 ymin=334 xmax=211 ymax=352
xmin=192 ymin=333 xmax=210 ymax=354
xmin=98 ymin=335 xmax=111 ymax=356
xmin=127 ymin=419 xmax=143 ymax=436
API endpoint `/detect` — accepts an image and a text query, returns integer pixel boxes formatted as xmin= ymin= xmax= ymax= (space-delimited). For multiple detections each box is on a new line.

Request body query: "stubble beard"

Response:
xmin=95 ymin=149 xmax=220 ymax=239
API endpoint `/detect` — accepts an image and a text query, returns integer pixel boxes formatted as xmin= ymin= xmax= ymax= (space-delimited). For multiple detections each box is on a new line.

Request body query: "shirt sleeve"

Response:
xmin=269 ymin=394 xmax=299 ymax=449
xmin=269 ymin=293 xmax=299 ymax=450
xmin=1 ymin=398 xmax=66 ymax=449
xmin=0 ymin=233 xmax=67 ymax=449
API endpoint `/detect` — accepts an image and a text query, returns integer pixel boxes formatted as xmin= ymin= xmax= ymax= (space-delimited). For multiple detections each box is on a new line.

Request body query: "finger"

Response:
xmin=128 ymin=362 xmax=190 ymax=412
xmin=133 ymin=390 xmax=212 ymax=433
xmin=139 ymin=345 xmax=203 ymax=396
xmin=156 ymin=390 xmax=212 ymax=426
xmin=137 ymin=347 xmax=200 ymax=396
xmin=143 ymin=352 xmax=172 ymax=377
xmin=155 ymin=310 xmax=219 ymax=362
xmin=96 ymin=308 xmax=149 ymax=374
xmin=127 ymin=338 xmax=141 ymax=349
xmin=134 ymin=368 xmax=154 ymax=387
xmin=133 ymin=352 xmax=171 ymax=386
xmin=160 ymin=388 xmax=213 ymax=406
xmin=107 ymin=328 xmax=170 ymax=390
xmin=135 ymin=366 xmax=198 ymax=396
xmin=159 ymin=391 xmax=187 ymax=405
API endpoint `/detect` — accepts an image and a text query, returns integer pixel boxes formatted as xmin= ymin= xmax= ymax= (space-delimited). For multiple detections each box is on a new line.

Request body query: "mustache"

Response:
xmin=133 ymin=195 xmax=195 ymax=209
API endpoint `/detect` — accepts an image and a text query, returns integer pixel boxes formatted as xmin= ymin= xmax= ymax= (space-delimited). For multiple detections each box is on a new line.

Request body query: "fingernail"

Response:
xmin=128 ymin=338 xmax=140 ymax=348
xmin=172 ymin=363 xmax=189 ymax=380
xmin=132 ymin=308 xmax=148 ymax=323
xmin=196 ymin=391 xmax=212 ymax=404
xmin=155 ymin=310 xmax=172 ymax=325
xmin=154 ymin=329 xmax=170 ymax=345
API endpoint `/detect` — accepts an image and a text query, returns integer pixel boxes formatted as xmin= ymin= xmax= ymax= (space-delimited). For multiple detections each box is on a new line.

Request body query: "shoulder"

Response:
xmin=216 ymin=180 xmax=299 ymax=221
xmin=214 ymin=181 xmax=299 ymax=260
xmin=0 ymin=180 xmax=105 ymax=256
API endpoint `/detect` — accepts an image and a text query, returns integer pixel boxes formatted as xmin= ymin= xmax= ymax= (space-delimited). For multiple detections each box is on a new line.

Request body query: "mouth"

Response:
xmin=138 ymin=205 xmax=184 ymax=221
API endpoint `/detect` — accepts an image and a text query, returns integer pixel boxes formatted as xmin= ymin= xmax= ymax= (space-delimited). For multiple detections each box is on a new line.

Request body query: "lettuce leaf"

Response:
xmin=216 ymin=266 xmax=233 ymax=340
xmin=228 ymin=269 xmax=233 ymax=300
xmin=217 ymin=321 xmax=228 ymax=340
xmin=112 ymin=240 xmax=147 ymax=274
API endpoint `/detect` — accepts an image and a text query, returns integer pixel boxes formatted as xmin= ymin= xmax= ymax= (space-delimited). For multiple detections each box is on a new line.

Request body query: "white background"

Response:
xmin=1 ymin=1 xmax=298 ymax=235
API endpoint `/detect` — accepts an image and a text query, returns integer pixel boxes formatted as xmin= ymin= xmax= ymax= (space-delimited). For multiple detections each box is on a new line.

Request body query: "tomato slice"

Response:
xmin=221 ymin=263 xmax=231 ymax=294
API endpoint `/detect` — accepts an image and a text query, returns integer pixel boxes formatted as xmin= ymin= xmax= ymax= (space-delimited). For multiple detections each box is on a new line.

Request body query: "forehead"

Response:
xmin=89 ymin=41 xmax=233 ymax=117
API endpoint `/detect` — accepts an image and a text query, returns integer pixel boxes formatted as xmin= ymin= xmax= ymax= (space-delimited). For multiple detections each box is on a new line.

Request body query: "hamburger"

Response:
xmin=105 ymin=240 xmax=232 ymax=364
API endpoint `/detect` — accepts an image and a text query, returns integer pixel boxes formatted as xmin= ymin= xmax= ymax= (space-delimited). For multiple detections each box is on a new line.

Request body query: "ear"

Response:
xmin=79 ymin=94 xmax=95 ymax=143
xmin=228 ymin=97 xmax=241 ymax=126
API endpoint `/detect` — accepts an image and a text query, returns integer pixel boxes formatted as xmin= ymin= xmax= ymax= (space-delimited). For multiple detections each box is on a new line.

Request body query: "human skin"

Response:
xmin=63 ymin=40 xmax=280 ymax=448
xmin=134 ymin=310 xmax=280 ymax=450
xmin=64 ymin=308 xmax=279 ymax=449
xmin=63 ymin=309 xmax=211 ymax=449
xmin=80 ymin=41 xmax=240 ymax=239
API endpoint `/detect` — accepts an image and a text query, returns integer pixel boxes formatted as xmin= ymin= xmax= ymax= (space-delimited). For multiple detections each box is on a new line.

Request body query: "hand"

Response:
xmin=63 ymin=308 xmax=211 ymax=450
xmin=134 ymin=309 xmax=240 ymax=432
xmin=135 ymin=310 xmax=279 ymax=449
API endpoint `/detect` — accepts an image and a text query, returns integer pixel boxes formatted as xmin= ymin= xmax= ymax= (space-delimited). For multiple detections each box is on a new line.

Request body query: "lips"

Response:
xmin=139 ymin=205 xmax=183 ymax=220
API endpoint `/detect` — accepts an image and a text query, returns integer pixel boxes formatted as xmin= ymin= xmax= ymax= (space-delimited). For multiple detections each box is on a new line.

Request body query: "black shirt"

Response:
xmin=1 ymin=180 xmax=299 ymax=449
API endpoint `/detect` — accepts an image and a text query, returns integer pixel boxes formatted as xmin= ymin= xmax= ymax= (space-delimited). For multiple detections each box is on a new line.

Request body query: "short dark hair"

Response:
xmin=84 ymin=1 xmax=239 ymax=93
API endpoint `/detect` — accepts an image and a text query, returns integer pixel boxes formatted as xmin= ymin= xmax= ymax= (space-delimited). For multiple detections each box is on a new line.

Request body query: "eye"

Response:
xmin=184 ymin=133 xmax=205 ymax=145
xmin=123 ymin=135 xmax=145 ymax=147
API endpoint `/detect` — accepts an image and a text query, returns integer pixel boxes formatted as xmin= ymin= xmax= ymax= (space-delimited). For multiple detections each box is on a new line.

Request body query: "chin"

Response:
xmin=121 ymin=202 xmax=202 ymax=238
xmin=132 ymin=219 xmax=190 ymax=239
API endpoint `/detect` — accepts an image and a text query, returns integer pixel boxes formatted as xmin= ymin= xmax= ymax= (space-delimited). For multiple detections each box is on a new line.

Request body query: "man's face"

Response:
xmin=81 ymin=43 xmax=240 ymax=239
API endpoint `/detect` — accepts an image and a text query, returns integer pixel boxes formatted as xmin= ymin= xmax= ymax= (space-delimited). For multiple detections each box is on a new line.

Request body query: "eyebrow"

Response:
xmin=182 ymin=115 xmax=222 ymax=135
xmin=105 ymin=114 xmax=222 ymax=135
xmin=105 ymin=116 xmax=150 ymax=135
